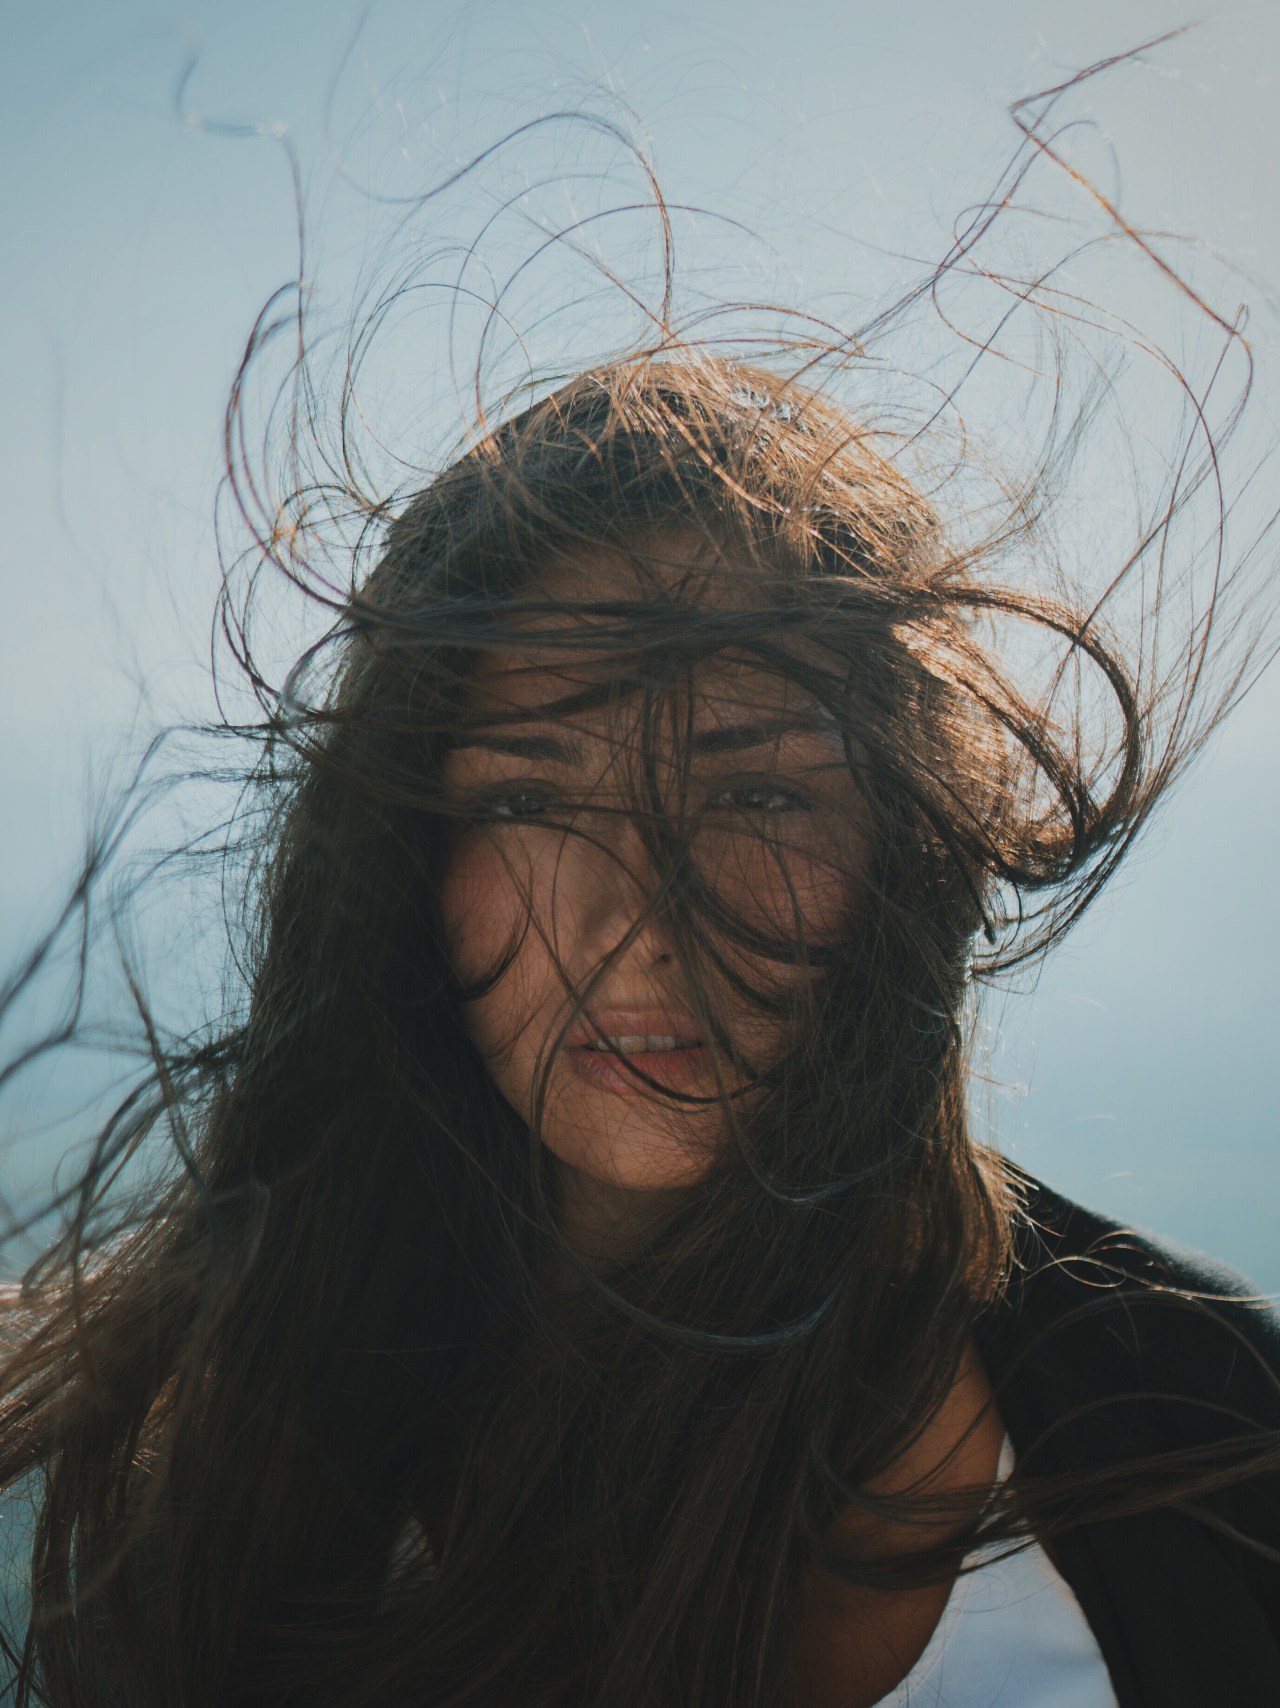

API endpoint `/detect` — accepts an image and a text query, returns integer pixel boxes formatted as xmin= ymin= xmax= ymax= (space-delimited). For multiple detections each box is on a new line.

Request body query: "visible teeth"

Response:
xmin=586 ymin=1035 xmax=696 ymax=1052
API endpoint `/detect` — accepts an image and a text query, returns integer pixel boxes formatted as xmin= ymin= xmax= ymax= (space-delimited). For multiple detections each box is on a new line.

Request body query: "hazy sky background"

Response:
xmin=2 ymin=0 xmax=1278 ymax=1287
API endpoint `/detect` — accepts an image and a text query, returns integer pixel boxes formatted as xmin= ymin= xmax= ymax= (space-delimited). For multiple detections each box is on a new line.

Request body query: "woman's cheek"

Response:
xmin=790 ymin=850 xmax=859 ymax=942
xmin=441 ymin=831 xmax=552 ymax=1075
xmin=728 ymin=837 xmax=860 ymax=947
xmin=441 ymin=831 xmax=531 ymax=995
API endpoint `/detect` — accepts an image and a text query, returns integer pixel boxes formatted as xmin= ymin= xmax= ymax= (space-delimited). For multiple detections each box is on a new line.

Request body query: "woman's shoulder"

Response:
xmin=1013 ymin=1168 xmax=1277 ymax=1301
xmin=979 ymin=1166 xmax=1280 ymax=1435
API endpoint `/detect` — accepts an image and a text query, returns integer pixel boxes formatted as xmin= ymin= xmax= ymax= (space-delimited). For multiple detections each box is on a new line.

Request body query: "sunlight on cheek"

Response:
xmin=439 ymin=837 xmax=494 ymax=989
xmin=696 ymin=823 xmax=861 ymax=949
xmin=442 ymin=827 xmax=585 ymax=1087
xmin=440 ymin=833 xmax=533 ymax=1060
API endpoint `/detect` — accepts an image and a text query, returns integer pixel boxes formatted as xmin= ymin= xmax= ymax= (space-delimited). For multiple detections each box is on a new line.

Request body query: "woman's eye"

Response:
xmin=480 ymin=787 xmax=558 ymax=821
xmin=714 ymin=783 xmax=810 ymax=815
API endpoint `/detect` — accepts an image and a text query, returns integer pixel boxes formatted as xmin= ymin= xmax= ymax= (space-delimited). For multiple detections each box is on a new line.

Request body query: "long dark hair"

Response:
xmin=1 ymin=51 xmax=1278 ymax=1708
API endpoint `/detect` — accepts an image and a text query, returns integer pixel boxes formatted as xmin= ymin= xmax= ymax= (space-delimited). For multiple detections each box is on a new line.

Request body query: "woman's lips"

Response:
xmin=564 ymin=1040 xmax=708 ymax=1096
xmin=561 ymin=1013 xmax=708 ymax=1096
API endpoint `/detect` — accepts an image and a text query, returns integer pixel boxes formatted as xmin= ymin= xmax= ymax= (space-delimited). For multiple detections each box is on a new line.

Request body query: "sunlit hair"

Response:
xmin=1 ymin=53 xmax=1278 ymax=1708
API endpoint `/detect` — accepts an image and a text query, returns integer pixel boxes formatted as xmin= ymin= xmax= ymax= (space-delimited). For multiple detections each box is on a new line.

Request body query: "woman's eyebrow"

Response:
xmin=452 ymin=713 xmax=835 ymax=764
xmin=451 ymin=730 xmax=587 ymax=764
xmin=690 ymin=712 xmax=836 ymax=755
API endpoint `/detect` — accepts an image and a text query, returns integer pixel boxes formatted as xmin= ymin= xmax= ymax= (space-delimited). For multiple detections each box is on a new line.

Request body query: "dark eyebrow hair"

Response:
xmin=689 ymin=713 xmax=836 ymax=756
xmin=450 ymin=731 xmax=587 ymax=764
xmin=450 ymin=711 xmax=835 ymax=765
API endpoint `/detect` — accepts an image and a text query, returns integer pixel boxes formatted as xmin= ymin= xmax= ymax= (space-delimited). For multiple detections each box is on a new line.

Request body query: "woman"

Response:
xmin=0 ymin=270 xmax=1278 ymax=1708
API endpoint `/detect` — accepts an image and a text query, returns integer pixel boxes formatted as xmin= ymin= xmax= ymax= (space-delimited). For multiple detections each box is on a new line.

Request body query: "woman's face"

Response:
xmin=439 ymin=547 xmax=866 ymax=1223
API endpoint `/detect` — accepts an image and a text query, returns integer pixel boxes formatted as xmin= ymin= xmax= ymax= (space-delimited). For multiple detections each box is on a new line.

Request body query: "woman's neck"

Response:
xmin=792 ymin=1342 xmax=1007 ymax=1708
xmin=554 ymin=1161 xmax=688 ymax=1269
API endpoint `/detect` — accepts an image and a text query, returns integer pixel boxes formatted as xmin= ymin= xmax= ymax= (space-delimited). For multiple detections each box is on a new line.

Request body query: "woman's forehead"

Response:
xmin=462 ymin=537 xmax=813 ymax=725
xmin=463 ymin=648 xmax=819 ymax=730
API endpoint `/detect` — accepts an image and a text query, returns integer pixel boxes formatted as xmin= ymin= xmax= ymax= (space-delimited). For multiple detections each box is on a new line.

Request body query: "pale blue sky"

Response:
xmin=2 ymin=0 xmax=1278 ymax=1285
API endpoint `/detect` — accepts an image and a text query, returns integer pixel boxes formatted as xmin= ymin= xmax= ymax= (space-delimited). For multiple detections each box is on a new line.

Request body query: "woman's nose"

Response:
xmin=567 ymin=812 xmax=672 ymax=968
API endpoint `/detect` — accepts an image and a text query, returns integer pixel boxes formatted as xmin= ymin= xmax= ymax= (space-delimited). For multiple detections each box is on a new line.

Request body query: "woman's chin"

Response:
xmin=541 ymin=1095 xmax=719 ymax=1197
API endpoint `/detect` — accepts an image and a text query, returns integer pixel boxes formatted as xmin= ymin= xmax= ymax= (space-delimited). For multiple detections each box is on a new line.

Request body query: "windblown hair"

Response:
xmin=0 ymin=58 xmax=1277 ymax=1708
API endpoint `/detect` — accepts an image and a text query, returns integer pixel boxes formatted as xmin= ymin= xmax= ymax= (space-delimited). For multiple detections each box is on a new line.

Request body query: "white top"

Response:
xmin=872 ymin=1440 xmax=1119 ymax=1707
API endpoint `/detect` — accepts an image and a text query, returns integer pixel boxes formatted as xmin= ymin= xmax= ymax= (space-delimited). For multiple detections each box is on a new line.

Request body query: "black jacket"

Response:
xmin=974 ymin=1175 xmax=1280 ymax=1708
